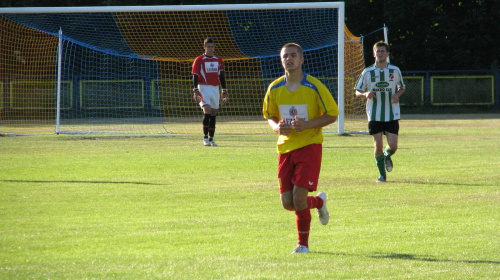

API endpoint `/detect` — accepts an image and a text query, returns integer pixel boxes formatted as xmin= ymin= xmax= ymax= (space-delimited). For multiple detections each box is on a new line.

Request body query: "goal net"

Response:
xmin=0 ymin=3 xmax=366 ymax=135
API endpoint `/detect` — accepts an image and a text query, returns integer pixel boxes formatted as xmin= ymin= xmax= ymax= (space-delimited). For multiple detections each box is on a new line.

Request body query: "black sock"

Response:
xmin=203 ymin=114 xmax=210 ymax=137
xmin=209 ymin=115 xmax=216 ymax=139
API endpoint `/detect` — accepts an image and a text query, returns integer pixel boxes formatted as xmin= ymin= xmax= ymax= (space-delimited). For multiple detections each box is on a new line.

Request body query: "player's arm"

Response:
xmin=354 ymin=71 xmax=375 ymax=99
xmin=292 ymin=81 xmax=338 ymax=131
xmin=219 ymin=70 xmax=228 ymax=104
xmin=392 ymin=86 xmax=405 ymax=103
xmin=193 ymin=73 xmax=199 ymax=89
xmin=356 ymin=89 xmax=375 ymax=99
xmin=219 ymin=70 xmax=226 ymax=90
xmin=192 ymin=74 xmax=202 ymax=102
xmin=263 ymin=87 xmax=289 ymax=134
xmin=355 ymin=80 xmax=375 ymax=99
xmin=192 ymin=57 xmax=203 ymax=102
xmin=391 ymin=71 xmax=406 ymax=103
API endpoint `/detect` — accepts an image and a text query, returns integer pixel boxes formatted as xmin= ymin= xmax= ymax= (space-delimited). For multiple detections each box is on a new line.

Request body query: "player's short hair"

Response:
xmin=373 ymin=40 xmax=390 ymax=52
xmin=282 ymin=43 xmax=303 ymax=57
xmin=204 ymin=38 xmax=215 ymax=46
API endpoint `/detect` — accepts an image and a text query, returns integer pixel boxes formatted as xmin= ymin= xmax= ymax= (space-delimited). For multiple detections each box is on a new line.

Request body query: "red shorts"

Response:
xmin=278 ymin=144 xmax=322 ymax=194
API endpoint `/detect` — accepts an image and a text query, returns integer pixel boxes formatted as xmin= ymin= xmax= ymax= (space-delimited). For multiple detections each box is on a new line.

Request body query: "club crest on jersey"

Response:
xmin=279 ymin=104 xmax=308 ymax=124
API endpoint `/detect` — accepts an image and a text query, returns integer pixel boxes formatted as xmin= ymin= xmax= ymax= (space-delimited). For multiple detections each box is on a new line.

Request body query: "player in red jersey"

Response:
xmin=191 ymin=38 xmax=228 ymax=147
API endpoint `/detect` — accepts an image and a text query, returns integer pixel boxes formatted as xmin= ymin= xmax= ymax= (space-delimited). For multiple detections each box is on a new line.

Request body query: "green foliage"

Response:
xmin=345 ymin=0 xmax=500 ymax=70
xmin=1 ymin=116 xmax=499 ymax=279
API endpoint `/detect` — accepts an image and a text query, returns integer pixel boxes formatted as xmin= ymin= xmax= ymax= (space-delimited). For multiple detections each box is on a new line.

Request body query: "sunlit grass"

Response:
xmin=0 ymin=117 xmax=499 ymax=279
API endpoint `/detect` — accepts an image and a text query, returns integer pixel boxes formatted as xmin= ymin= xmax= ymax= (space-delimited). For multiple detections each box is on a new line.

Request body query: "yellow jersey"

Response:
xmin=263 ymin=74 xmax=339 ymax=154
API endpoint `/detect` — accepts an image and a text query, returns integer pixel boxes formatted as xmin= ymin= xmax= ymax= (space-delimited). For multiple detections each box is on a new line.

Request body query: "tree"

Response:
xmin=345 ymin=0 xmax=500 ymax=70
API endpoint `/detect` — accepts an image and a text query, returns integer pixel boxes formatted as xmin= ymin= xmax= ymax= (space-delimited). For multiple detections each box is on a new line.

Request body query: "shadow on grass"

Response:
xmin=370 ymin=253 xmax=500 ymax=264
xmin=1 ymin=179 xmax=166 ymax=186
xmin=312 ymin=251 xmax=500 ymax=264
xmin=403 ymin=181 xmax=489 ymax=187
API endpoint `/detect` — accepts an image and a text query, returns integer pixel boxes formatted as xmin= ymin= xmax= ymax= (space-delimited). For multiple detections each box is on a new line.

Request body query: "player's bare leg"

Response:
xmin=372 ymin=132 xmax=384 ymax=157
xmin=280 ymin=190 xmax=295 ymax=211
xmin=385 ymin=132 xmax=398 ymax=153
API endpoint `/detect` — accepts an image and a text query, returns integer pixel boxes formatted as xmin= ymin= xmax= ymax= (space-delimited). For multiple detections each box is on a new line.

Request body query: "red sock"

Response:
xmin=307 ymin=195 xmax=324 ymax=209
xmin=295 ymin=208 xmax=311 ymax=247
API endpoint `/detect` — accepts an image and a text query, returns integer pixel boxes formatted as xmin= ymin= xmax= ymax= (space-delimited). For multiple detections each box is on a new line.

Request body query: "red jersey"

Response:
xmin=191 ymin=54 xmax=224 ymax=86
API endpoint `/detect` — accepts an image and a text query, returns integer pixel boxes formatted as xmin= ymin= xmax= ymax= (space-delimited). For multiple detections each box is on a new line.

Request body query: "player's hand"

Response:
xmin=221 ymin=89 xmax=228 ymax=105
xmin=193 ymin=88 xmax=203 ymax=103
xmin=276 ymin=118 xmax=292 ymax=135
xmin=291 ymin=115 xmax=308 ymax=132
xmin=392 ymin=94 xmax=399 ymax=104
xmin=365 ymin=91 xmax=375 ymax=99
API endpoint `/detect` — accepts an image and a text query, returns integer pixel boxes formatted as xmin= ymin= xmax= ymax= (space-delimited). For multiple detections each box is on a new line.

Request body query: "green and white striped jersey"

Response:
xmin=354 ymin=64 xmax=405 ymax=122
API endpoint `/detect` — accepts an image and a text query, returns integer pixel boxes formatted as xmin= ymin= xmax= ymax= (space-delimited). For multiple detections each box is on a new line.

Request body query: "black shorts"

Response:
xmin=368 ymin=120 xmax=399 ymax=135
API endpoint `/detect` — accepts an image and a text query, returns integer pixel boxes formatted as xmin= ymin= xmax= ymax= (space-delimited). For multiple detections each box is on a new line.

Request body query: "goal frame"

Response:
xmin=0 ymin=2 xmax=346 ymax=134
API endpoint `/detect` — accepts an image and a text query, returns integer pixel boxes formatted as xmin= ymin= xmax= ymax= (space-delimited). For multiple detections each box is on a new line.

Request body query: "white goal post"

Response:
xmin=0 ymin=3 xmax=367 ymax=135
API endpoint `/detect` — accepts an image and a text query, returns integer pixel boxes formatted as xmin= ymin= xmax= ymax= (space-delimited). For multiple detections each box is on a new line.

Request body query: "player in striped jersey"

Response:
xmin=263 ymin=43 xmax=338 ymax=254
xmin=192 ymin=38 xmax=228 ymax=147
xmin=355 ymin=41 xmax=406 ymax=182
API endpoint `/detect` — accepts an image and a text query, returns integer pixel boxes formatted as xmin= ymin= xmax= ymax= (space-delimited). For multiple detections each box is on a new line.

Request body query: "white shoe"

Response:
xmin=209 ymin=140 xmax=218 ymax=147
xmin=203 ymin=138 xmax=210 ymax=146
xmin=291 ymin=244 xmax=310 ymax=254
xmin=316 ymin=192 xmax=329 ymax=225
xmin=384 ymin=156 xmax=393 ymax=172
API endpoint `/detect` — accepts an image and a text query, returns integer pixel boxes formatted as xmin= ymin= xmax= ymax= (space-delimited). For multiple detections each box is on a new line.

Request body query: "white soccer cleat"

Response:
xmin=316 ymin=192 xmax=329 ymax=225
xmin=203 ymin=138 xmax=210 ymax=146
xmin=291 ymin=244 xmax=310 ymax=254
xmin=209 ymin=140 xmax=218 ymax=147
xmin=384 ymin=156 xmax=393 ymax=172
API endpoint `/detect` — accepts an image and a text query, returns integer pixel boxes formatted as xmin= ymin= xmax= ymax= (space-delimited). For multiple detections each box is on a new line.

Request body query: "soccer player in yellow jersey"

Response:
xmin=263 ymin=43 xmax=339 ymax=254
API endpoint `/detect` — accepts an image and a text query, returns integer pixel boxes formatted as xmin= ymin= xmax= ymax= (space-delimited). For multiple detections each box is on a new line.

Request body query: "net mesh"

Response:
xmin=344 ymin=25 xmax=368 ymax=133
xmin=0 ymin=7 xmax=366 ymax=135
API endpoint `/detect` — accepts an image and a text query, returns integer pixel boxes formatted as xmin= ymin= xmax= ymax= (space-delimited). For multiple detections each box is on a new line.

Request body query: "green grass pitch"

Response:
xmin=1 ymin=115 xmax=499 ymax=279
